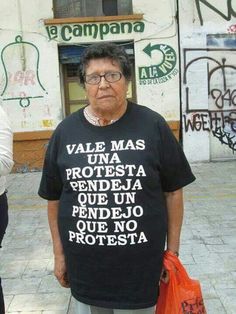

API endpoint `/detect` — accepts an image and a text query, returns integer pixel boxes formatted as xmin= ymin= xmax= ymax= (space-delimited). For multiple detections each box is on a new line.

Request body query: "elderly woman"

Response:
xmin=0 ymin=105 xmax=14 ymax=313
xmin=39 ymin=42 xmax=195 ymax=314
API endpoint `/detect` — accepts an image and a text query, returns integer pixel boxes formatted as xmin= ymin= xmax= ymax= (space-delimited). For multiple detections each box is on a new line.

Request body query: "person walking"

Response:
xmin=0 ymin=105 xmax=14 ymax=314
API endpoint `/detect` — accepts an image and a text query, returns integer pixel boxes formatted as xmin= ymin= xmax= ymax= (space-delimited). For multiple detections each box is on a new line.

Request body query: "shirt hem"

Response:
xmin=71 ymin=292 xmax=157 ymax=310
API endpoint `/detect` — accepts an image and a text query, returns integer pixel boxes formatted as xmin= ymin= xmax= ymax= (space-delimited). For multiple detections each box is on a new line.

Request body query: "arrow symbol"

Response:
xmin=143 ymin=43 xmax=162 ymax=57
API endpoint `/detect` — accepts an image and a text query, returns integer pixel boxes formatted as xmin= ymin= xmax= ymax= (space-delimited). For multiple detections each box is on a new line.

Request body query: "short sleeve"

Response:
xmin=158 ymin=116 xmax=195 ymax=192
xmin=38 ymin=130 xmax=63 ymax=200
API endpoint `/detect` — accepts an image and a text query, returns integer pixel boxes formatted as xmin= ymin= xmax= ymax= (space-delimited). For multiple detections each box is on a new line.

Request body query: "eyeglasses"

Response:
xmin=85 ymin=71 xmax=122 ymax=85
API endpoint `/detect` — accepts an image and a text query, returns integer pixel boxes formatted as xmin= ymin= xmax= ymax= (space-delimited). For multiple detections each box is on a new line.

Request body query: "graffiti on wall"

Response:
xmin=0 ymin=36 xmax=47 ymax=108
xmin=195 ymin=0 xmax=236 ymax=26
xmin=138 ymin=43 xmax=178 ymax=85
xmin=183 ymin=38 xmax=236 ymax=152
xmin=0 ymin=36 xmax=54 ymax=129
xmin=228 ymin=23 xmax=236 ymax=33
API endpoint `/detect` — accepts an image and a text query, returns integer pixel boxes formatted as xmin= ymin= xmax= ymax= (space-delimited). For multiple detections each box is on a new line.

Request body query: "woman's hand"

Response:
xmin=160 ymin=257 xmax=178 ymax=284
xmin=54 ymin=253 xmax=70 ymax=288
xmin=47 ymin=201 xmax=69 ymax=288
xmin=160 ymin=267 xmax=170 ymax=284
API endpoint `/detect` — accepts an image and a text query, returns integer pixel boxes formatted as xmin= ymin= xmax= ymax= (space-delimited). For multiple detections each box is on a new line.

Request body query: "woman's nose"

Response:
xmin=98 ymin=76 xmax=110 ymax=88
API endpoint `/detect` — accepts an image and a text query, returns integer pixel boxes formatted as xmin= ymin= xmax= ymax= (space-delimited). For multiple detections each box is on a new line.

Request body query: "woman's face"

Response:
xmin=84 ymin=58 xmax=129 ymax=116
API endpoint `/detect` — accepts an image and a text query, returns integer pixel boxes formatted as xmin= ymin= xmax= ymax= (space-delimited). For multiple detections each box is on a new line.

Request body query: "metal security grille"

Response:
xmin=54 ymin=0 xmax=84 ymax=18
xmin=53 ymin=0 xmax=132 ymax=18
xmin=102 ymin=0 xmax=118 ymax=15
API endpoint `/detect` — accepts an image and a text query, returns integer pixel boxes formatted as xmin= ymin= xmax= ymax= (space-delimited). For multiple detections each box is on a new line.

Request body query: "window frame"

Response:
xmin=63 ymin=65 xmax=88 ymax=116
xmin=44 ymin=13 xmax=143 ymax=26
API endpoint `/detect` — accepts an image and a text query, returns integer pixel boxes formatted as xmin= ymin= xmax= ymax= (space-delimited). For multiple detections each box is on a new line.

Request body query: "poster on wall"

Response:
xmin=138 ymin=42 xmax=178 ymax=86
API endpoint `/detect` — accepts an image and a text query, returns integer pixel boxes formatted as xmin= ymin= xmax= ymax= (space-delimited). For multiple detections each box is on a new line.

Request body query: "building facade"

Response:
xmin=179 ymin=0 xmax=236 ymax=162
xmin=0 ymin=0 xmax=235 ymax=172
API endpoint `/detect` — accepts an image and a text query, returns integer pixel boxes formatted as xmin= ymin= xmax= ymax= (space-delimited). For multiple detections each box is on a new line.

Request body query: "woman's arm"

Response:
xmin=0 ymin=109 xmax=14 ymax=176
xmin=48 ymin=200 xmax=70 ymax=288
xmin=161 ymin=188 xmax=184 ymax=283
xmin=165 ymin=188 xmax=184 ymax=255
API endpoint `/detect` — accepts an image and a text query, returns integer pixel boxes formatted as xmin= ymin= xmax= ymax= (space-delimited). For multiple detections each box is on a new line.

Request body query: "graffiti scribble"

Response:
xmin=195 ymin=0 xmax=236 ymax=26
xmin=212 ymin=126 xmax=236 ymax=152
xmin=183 ymin=46 xmax=236 ymax=154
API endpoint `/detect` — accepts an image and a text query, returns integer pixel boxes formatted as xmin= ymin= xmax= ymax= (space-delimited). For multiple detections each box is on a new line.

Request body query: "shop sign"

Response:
xmin=139 ymin=43 xmax=178 ymax=85
xmin=45 ymin=21 xmax=145 ymax=41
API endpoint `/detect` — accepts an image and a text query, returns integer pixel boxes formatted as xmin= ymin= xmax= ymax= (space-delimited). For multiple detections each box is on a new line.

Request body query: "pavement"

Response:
xmin=0 ymin=161 xmax=236 ymax=314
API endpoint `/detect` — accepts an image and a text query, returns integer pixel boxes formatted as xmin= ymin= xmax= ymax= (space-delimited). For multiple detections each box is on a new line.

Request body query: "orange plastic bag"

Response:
xmin=156 ymin=251 xmax=207 ymax=314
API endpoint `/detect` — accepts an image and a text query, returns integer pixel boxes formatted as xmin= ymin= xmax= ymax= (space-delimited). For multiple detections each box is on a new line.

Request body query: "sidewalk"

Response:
xmin=0 ymin=161 xmax=236 ymax=313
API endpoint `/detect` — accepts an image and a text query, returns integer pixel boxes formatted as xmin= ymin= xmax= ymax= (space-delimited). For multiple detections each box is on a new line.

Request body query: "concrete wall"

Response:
xmin=0 ymin=0 xmax=62 ymax=133
xmin=179 ymin=0 xmax=236 ymax=161
xmin=133 ymin=0 xmax=179 ymax=120
xmin=0 ymin=0 xmax=179 ymax=133
xmin=0 ymin=0 xmax=181 ymax=171
xmin=3 ymin=1 xmax=236 ymax=165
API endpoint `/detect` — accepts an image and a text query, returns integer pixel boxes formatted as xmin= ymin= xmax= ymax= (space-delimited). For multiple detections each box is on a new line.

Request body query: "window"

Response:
xmin=53 ymin=0 xmax=132 ymax=18
xmin=63 ymin=63 xmax=88 ymax=115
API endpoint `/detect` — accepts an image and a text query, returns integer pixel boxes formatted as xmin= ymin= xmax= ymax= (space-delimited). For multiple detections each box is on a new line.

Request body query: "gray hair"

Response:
xmin=78 ymin=42 xmax=132 ymax=85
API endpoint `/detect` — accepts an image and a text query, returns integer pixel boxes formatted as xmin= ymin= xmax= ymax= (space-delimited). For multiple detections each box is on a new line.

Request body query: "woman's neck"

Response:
xmin=86 ymin=101 xmax=127 ymax=126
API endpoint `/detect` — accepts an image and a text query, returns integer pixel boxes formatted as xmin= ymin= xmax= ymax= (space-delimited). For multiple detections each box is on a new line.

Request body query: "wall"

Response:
xmin=3 ymin=1 xmax=236 ymax=167
xmin=179 ymin=0 xmax=236 ymax=161
xmin=133 ymin=0 xmax=180 ymax=120
xmin=0 ymin=0 xmax=62 ymax=132
xmin=0 ymin=0 xmax=61 ymax=171
xmin=44 ymin=0 xmax=180 ymax=119
xmin=0 ymin=0 xmax=181 ymax=171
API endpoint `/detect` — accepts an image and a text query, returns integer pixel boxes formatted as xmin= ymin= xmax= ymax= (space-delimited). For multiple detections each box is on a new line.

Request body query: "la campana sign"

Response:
xmin=45 ymin=21 xmax=145 ymax=41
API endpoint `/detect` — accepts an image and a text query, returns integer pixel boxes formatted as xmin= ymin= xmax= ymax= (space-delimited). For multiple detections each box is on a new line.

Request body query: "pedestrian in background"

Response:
xmin=0 ymin=104 xmax=14 ymax=313
xmin=39 ymin=42 xmax=195 ymax=314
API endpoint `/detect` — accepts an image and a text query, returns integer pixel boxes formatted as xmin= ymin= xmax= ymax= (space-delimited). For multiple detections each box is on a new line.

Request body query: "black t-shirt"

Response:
xmin=38 ymin=102 xmax=195 ymax=309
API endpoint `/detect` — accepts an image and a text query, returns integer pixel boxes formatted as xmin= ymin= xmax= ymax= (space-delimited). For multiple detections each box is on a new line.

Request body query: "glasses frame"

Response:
xmin=84 ymin=71 xmax=122 ymax=85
